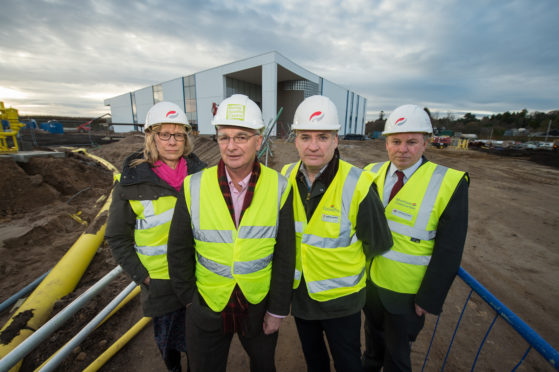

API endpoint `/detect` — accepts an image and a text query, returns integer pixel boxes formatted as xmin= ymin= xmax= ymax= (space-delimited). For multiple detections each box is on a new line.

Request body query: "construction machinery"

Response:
xmin=431 ymin=135 xmax=451 ymax=149
xmin=77 ymin=113 xmax=111 ymax=133
xmin=0 ymin=101 xmax=26 ymax=153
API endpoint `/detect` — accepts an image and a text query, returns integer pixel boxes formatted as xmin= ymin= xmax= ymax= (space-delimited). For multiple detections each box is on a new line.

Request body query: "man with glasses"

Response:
xmin=281 ymin=95 xmax=392 ymax=371
xmin=168 ymin=94 xmax=295 ymax=372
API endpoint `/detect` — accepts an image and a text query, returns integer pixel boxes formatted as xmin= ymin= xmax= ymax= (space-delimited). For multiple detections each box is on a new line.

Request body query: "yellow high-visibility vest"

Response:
xmin=365 ymin=161 xmax=465 ymax=294
xmin=281 ymin=160 xmax=374 ymax=302
xmin=115 ymin=173 xmax=177 ymax=280
xmin=184 ymin=165 xmax=290 ymax=312
xmin=129 ymin=197 xmax=177 ymax=280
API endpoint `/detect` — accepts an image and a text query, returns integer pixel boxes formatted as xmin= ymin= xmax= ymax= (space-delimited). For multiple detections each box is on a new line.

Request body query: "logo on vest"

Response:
xmin=393 ymin=198 xmax=417 ymax=210
xmin=391 ymin=208 xmax=413 ymax=221
xmin=321 ymin=214 xmax=340 ymax=224
xmin=323 ymin=205 xmax=340 ymax=213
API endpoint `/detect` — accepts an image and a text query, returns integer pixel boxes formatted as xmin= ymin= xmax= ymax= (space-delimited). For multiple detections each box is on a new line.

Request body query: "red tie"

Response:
xmin=389 ymin=170 xmax=405 ymax=202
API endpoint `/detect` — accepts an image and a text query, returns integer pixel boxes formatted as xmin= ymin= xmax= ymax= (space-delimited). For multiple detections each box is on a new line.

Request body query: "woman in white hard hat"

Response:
xmin=105 ymin=101 xmax=206 ymax=372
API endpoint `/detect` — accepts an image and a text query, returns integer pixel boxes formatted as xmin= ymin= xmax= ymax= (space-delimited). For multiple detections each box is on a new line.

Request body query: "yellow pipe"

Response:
xmin=33 ymin=286 xmax=140 ymax=371
xmin=82 ymin=317 xmax=152 ymax=372
xmin=0 ymin=149 xmax=119 ymax=371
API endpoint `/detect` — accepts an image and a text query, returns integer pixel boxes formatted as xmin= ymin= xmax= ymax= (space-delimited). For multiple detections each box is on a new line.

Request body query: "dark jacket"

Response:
xmin=373 ymin=157 xmax=469 ymax=315
xmin=167 ymin=163 xmax=296 ymax=318
xmin=105 ymin=151 xmax=206 ymax=317
xmin=291 ymin=150 xmax=393 ymax=320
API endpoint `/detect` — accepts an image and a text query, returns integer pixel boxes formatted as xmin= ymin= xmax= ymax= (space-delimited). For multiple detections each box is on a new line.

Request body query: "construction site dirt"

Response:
xmin=1 ymin=135 xmax=557 ymax=371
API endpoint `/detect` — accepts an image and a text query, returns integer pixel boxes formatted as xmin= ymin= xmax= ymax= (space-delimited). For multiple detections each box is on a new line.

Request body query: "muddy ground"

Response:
xmin=0 ymin=133 xmax=558 ymax=371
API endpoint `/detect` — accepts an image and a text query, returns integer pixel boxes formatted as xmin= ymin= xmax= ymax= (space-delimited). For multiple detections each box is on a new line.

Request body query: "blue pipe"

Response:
xmin=458 ymin=267 xmax=559 ymax=369
xmin=0 ymin=271 xmax=50 ymax=313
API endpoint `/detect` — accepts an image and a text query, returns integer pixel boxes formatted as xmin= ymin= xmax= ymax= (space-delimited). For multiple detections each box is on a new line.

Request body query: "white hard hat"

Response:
xmin=145 ymin=101 xmax=190 ymax=131
xmin=291 ymin=95 xmax=341 ymax=131
xmin=211 ymin=94 xmax=264 ymax=130
xmin=383 ymin=104 xmax=432 ymax=135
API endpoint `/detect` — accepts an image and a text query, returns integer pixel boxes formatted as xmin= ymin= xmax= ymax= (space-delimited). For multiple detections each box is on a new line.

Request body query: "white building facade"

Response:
xmin=104 ymin=51 xmax=367 ymax=136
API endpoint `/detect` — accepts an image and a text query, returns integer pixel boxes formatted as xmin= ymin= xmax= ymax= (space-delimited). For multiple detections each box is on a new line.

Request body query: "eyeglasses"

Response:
xmin=156 ymin=132 xmax=187 ymax=142
xmin=217 ymin=133 xmax=259 ymax=144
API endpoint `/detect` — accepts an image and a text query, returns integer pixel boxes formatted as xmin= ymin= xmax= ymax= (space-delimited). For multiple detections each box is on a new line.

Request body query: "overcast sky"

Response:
xmin=1 ymin=0 xmax=558 ymax=120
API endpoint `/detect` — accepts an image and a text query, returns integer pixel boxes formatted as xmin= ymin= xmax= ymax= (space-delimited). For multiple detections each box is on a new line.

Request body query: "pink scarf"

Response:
xmin=152 ymin=158 xmax=188 ymax=191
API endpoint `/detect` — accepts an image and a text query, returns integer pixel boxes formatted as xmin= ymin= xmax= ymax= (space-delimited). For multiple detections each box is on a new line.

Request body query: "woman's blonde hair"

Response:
xmin=130 ymin=124 xmax=193 ymax=167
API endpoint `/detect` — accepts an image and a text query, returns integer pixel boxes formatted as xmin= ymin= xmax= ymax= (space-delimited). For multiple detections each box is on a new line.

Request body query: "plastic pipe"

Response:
xmin=0 ymin=194 xmax=112 ymax=371
xmin=0 ymin=150 xmax=118 ymax=371
xmin=82 ymin=317 xmax=152 ymax=372
xmin=0 ymin=271 xmax=50 ymax=314
xmin=34 ymin=285 xmax=140 ymax=370
xmin=38 ymin=281 xmax=136 ymax=372
xmin=0 ymin=266 xmax=123 ymax=372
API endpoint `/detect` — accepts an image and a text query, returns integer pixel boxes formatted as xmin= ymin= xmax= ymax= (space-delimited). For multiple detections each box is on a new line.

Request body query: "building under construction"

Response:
xmin=104 ymin=51 xmax=367 ymax=136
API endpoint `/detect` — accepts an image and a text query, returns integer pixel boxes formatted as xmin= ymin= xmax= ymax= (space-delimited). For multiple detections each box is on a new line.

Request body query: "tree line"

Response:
xmin=366 ymin=109 xmax=559 ymax=139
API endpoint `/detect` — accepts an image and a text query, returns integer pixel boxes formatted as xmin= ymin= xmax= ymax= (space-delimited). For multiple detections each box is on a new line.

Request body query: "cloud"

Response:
xmin=0 ymin=0 xmax=558 ymax=119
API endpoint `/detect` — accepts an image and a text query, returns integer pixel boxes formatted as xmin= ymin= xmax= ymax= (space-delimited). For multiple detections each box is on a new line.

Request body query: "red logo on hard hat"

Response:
xmin=309 ymin=111 xmax=324 ymax=121
xmin=395 ymin=117 xmax=407 ymax=126
xmin=166 ymin=110 xmax=179 ymax=119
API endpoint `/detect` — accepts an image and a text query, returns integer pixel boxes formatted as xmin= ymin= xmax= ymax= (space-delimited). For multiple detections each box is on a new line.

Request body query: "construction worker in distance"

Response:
xmin=362 ymin=105 xmax=469 ymax=372
xmin=281 ymin=95 xmax=393 ymax=372
xmin=105 ymin=101 xmax=206 ymax=372
xmin=167 ymin=94 xmax=295 ymax=372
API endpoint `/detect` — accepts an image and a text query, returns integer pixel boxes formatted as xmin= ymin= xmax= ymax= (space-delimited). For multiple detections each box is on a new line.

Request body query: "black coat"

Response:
xmin=105 ymin=151 xmax=206 ymax=317
xmin=372 ymin=158 xmax=469 ymax=315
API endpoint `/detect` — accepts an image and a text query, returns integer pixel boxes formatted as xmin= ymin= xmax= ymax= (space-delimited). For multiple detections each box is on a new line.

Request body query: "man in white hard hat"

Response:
xmin=362 ymin=105 xmax=469 ymax=371
xmin=281 ymin=95 xmax=392 ymax=371
xmin=168 ymin=94 xmax=295 ymax=372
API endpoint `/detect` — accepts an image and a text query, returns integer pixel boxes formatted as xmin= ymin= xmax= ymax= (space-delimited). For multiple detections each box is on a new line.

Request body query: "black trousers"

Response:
xmin=362 ymin=284 xmax=425 ymax=372
xmin=153 ymin=307 xmax=187 ymax=372
xmin=294 ymin=312 xmax=362 ymax=372
xmin=185 ymin=292 xmax=278 ymax=372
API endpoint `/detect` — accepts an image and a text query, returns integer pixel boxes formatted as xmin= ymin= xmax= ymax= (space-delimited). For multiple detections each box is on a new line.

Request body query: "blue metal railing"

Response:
xmin=422 ymin=267 xmax=559 ymax=371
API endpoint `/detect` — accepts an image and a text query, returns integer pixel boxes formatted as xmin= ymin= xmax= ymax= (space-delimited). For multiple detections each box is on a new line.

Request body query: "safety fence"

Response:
xmin=2 ymin=267 xmax=558 ymax=370
xmin=419 ymin=267 xmax=559 ymax=371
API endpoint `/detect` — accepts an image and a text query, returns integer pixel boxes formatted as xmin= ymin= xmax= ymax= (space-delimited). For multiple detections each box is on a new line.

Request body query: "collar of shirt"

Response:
xmin=299 ymin=163 xmax=329 ymax=189
xmin=387 ymin=158 xmax=423 ymax=181
xmin=225 ymin=168 xmax=251 ymax=226
xmin=383 ymin=158 xmax=423 ymax=205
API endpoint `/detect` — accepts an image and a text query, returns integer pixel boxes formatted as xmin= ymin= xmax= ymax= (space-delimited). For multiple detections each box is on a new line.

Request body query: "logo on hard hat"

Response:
xmin=166 ymin=110 xmax=179 ymax=119
xmin=309 ymin=111 xmax=324 ymax=122
xmin=394 ymin=117 xmax=407 ymax=126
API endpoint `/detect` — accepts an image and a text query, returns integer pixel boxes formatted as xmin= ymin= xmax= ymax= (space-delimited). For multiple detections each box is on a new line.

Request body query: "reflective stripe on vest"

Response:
xmin=284 ymin=162 xmax=298 ymax=178
xmin=386 ymin=165 xmax=448 ymax=242
xmin=135 ymin=244 xmax=168 ymax=256
xmin=189 ymin=171 xmax=285 ymax=245
xmin=196 ymin=251 xmax=274 ymax=279
xmin=369 ymin=160 xmax=465 ymax=294
xmin=284 ymin=160 xmax=371 ymax=301
xmin=185 ymin=165 xmax=287 ymax=311
xmin=129 ymin=195 xmax=177 ymax=280
xmin=381 ymin=249 xmax=431 ymax=266
xmin=368 ymin=162 xmax=386 ymax=173
xmin=307 ymin=267 xmax=365 ymax=294
xmin=133 ymin=199 xmax=172 ymax=255
xmin=302 ymin=166 xmax=361 ymax=250
xmin=135 ymin=200 xmax=175 ymax=231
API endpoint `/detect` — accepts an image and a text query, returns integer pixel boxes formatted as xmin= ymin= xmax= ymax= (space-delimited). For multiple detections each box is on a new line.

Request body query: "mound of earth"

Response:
xmin=1 ymin=136 xmax=557 ymax=371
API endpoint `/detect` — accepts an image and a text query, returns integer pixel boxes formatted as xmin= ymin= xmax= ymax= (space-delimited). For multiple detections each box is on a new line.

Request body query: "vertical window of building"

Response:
xmin=131 ymin=93 xmax=137 ymax=124
xmin=183 ymin=75 xmax=197 ymax=125
xmin=153 ymin=84 xmax=163 ymax=103
xmin=348 ymin=92 xmax=354 ymax=133
xmin=225 ymin=77 xmax=262 ymax=104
